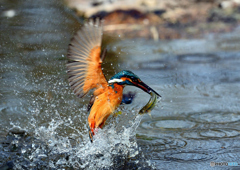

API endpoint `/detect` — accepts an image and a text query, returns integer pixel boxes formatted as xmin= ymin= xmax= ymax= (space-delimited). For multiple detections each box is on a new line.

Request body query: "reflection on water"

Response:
xmin=1 ymin=0 xmax=240 ymax=169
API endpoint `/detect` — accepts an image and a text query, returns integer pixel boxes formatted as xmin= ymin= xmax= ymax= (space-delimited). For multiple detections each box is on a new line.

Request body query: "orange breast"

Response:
xmin=88 ymin=84 xmax=123 ymax=130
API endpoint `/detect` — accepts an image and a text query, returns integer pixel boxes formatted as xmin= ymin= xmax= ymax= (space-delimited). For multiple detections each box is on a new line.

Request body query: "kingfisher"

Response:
xmin=67 ymin=19 xmax=161 ymax=142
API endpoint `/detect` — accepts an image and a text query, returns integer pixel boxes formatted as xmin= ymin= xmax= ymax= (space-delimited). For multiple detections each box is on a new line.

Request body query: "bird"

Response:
xmin=67 ymin=19 xmax=161 ymax=142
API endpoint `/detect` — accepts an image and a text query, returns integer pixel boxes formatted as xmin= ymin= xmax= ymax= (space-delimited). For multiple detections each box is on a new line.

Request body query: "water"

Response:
xmin=1 ymin=0 xmax=240 ymax=169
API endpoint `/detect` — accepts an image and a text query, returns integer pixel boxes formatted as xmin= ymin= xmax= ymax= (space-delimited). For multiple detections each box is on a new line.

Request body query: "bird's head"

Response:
xmin=108 ymin=70 xmax=161 ymax=97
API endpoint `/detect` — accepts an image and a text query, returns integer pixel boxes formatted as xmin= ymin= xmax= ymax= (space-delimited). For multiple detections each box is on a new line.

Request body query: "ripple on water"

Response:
xmin=137 ymin=60 xmax=173 ymax=70
xmin=188 ymin=112 xmax=240 ymax=124
xmin=0 ymin=98 xmax=31 ymax=117
xmin=178 ymin=53 xmax=219 ymax=64
xmin=165 ymin=152 xmax=211 ymax=161
xmin=140 ymin=118 xmax=196 ymax=130
xmin=181 ymin=128 xmax=240 ymax=140
xmin=138 ymin=137 xmax=187 ymax=154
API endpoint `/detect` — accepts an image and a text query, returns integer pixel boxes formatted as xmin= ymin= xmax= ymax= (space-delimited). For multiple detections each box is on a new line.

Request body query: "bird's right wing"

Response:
xmin=67 ymin=19 xmax=108 ymax=98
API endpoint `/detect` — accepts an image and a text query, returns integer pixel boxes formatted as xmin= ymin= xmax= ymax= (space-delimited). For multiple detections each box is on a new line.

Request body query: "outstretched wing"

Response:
xmin=67 ymin=19 xmax=108 ymax=98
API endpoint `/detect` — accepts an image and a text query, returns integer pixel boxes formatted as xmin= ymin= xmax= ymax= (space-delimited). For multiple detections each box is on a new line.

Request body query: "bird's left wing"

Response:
xmin=67 ymin=19 xmax=108 ymax=98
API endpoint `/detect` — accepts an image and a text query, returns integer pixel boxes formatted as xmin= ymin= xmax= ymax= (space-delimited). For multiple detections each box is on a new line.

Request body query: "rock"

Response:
xmin=219 ymin=0 xmax=240 ymax=9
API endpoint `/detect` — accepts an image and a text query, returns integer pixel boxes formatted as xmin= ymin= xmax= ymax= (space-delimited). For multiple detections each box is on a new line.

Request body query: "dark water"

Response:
xmin=1 ymin=0 xmax=240 ymax=169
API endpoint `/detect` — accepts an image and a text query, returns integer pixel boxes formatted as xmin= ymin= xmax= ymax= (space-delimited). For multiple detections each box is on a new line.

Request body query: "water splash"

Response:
xmin=69 ymin=115 xmax=143 ymax=169
xmin=2 ymin=108 xmax=154 ymax=169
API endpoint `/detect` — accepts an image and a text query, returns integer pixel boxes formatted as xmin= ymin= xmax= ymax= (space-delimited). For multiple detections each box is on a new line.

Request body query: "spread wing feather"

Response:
xmin=67 ymin=19 xmax=108 ymax=98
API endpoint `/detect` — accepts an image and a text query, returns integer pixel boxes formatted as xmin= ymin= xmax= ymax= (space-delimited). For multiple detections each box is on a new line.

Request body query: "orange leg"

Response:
xmin=88 ymin=117 xmax=106 ymax=142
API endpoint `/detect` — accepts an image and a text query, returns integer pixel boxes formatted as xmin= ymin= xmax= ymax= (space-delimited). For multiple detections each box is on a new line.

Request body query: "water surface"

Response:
xmin=1 ymin=0 xmax=240 ymax=169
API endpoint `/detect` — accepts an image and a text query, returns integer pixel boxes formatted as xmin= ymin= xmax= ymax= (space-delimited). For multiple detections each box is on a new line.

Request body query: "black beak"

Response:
xmin=134 ymin=81 xmax=161 ymax=97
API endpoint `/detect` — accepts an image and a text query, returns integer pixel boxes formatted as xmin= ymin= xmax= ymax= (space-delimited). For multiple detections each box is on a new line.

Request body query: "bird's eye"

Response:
xmin=133 ymin=78 xmax=138 ymax=82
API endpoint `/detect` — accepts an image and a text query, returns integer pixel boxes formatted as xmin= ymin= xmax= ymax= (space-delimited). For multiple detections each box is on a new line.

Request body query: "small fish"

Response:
xmin=139 ymin=91 xmax=161 ymax=118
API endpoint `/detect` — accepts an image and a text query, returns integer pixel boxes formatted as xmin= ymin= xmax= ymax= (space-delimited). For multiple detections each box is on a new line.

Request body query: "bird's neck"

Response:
xmin=109 ymin=83 xmax=124 ymax=94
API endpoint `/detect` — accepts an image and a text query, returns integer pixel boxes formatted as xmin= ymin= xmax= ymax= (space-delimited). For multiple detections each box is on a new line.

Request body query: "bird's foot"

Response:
xmin=121 ymin=91 xmax=136 ymax=104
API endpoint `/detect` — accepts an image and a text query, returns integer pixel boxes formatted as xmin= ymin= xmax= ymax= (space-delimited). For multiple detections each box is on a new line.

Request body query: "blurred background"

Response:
xmin=1 ymin=0 xmax=240 ymax=169
xmin=67 ymin=0 xmax=240 ymax=40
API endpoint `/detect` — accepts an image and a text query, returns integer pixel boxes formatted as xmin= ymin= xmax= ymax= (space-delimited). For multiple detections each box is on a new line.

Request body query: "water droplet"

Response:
xmin=3 ymin=9 xmax=16 ymax=18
